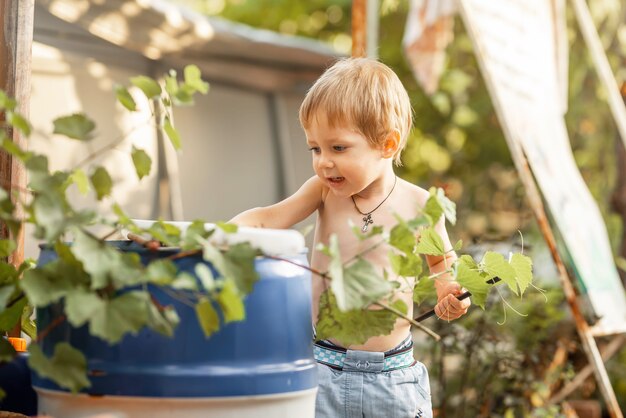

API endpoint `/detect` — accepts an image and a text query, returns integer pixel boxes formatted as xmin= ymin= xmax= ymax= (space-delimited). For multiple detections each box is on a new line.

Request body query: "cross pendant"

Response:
xmin=361 ymin=214 xmax=373 ymax=232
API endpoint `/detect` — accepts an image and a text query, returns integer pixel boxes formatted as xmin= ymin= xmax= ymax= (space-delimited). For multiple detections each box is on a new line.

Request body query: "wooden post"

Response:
xmin=0 ymin=1 xmax=35 ymax=337
xmin=352 ymin=0 xmax=367 ymax=57
xmin=508 ymin=139 xmax=624 ymax=418
xmin=366 ymin=0 xmax=379 ymax=59
xmin=571 ymin=0 xmax=626 ymax=150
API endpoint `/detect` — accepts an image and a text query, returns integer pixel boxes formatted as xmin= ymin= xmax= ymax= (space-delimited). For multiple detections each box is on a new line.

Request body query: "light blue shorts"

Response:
xmin=314 ymin=337 xmax=433 ymax=418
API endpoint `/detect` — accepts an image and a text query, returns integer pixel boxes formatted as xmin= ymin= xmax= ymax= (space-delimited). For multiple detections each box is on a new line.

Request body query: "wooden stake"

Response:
xmin=352 ymin=0 xmax=367 ymax=57
xmin=0 ymin=0 xmax=34 ymax=337
xmin=571 ymin=0 xmax=626 ymax=150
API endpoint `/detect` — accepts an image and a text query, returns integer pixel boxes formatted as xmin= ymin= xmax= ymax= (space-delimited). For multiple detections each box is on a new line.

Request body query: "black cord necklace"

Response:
xmin=351 ymin=176 xmax=397 ymax=233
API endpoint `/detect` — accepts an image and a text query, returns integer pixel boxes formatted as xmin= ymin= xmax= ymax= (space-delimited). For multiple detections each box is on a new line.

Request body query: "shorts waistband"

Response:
xmin=314 ymin=336 xmax=415 ymax=372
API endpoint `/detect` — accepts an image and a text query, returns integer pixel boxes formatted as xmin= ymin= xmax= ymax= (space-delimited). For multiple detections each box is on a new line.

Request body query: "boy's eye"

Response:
xmin=309 ymin=147 xmax=321 ymax=154
xmin=333 ymin=145 xmax=346 ymax=151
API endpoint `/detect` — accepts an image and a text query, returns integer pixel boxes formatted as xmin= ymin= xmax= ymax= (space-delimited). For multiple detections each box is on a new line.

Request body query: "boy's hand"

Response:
xmin=434 ymin=281 xmax=470 ymax=321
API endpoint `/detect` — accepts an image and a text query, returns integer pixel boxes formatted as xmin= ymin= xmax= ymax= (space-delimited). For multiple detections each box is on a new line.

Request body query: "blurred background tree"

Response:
xmin=172 ymin=0 xmax=625 ymax=251
xmin=171 ymin=0 xmax=626 ymax=414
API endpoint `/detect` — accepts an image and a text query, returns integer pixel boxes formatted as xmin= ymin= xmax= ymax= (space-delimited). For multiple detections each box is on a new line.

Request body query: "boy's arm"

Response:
xmin=229 ymin=176 xmax=324 ymax=229
xmin=425 ymin=218 xmax=470 ymax=321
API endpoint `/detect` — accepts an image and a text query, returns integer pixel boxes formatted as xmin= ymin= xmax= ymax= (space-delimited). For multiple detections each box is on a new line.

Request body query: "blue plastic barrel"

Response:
xmin=32 ymin=240 xmax=317 ymax=418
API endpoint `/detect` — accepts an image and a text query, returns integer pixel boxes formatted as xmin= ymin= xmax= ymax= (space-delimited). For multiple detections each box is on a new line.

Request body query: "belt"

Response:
xmin=314 ymin=340 xmax=415 ymax=372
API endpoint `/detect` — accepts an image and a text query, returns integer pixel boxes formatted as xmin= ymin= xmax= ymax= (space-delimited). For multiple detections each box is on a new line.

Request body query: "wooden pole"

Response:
xmin=457 ymin=2 xmax=623 ymax=414
xmin=571 ymin=0 xmax=626 ymax=150
xmin=511 ymin=133 xmax=624 ymax=418
xmin=352 ymin=0 xmax=367 ymax=57
xmin=366 ymin=0 xmax=379 ymax=58
xmin=0 ymin=1 xmax=34 ymax=337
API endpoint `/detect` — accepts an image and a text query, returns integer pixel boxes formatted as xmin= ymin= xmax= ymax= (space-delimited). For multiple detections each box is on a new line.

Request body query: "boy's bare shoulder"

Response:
xmin=398 ymin=178 xmax=429 ymax=202
xmin=396 ymin=178 xmax=430 ymax=217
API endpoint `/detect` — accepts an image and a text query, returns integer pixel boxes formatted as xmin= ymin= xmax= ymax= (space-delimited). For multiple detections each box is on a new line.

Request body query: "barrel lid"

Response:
xmin=125 ymin=220 xmax=306 ymax=256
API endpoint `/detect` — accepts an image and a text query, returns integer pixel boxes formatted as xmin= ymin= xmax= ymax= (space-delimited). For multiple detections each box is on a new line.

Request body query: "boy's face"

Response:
xmin=305 ymin=111 xmax=389 ymax=198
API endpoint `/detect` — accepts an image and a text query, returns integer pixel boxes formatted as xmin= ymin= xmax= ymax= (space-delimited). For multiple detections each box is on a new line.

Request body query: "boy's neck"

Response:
xmin=352 ymin=167 xmax=397 ymax=201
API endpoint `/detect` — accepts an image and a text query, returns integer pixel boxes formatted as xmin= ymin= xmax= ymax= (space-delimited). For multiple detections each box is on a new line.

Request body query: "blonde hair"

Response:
xmin=299 ymin=57 xmax=413 ymax=165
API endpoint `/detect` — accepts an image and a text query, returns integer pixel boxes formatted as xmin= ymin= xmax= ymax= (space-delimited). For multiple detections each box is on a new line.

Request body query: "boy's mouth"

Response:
xmin=327 ymin=176 xmax=345 ymax=184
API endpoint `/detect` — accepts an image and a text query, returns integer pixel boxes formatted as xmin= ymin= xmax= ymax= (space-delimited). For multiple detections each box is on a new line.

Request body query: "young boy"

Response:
xmin=230 ymin=58 xmax=470 ymax=418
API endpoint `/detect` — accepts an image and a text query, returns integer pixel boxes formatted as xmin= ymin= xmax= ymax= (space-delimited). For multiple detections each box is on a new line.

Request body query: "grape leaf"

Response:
xmin=131 ymin=146 xmax=151 ymax=180
xmin=316 ymin=290 xmax=406 ymax=346
xmin=28 ymin=343 xmax=90 ymax=392
xmin=482 ymin=252 xmax=517 ymax=295
xmin=455 ymin=263 xmax=489 ymax=309
xmin=130 ymin=75 xmax=161 ymax=99
xmin=415 ymin=227 xmax=445 ymax=256
xmin=331 ymin=257 xmax=393 ymax=311
xmin=510 ymin=253 xmax=533 ymax=295
xmin=196 ymin=297 xmax=220 ymax=337
xmin=53 ymin=114 xmax=95 ymax=141
xmin=216 ymin=279 xmax=245 ymax=323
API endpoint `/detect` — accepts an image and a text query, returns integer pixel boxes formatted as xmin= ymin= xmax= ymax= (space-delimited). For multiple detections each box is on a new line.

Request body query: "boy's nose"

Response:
xmin=318 ymin=155 xmax=334 ymax=169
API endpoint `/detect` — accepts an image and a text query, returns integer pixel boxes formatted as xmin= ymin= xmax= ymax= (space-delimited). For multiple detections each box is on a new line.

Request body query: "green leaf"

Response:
xmin=131 ymin=146 xmax=152 ymax=180
xmin=147 ymin=303 xmax=179 ymax=337
xmin=114 ymin=85 xmax=137 ymax=111
xmin=147 ymin=221 xmax=181 ymax=247
xmin=130 ymin=75 xmax=162 ymax=99
xmin=510 ymin=253 xmax=533 ymax=295
xmin=7 ymin=112 xmax=31 ymax=136
xmin=88 ymin=291 xmax=150 ymax=343
xmin=90 ymin=166 xmax=113 ymax=200
xmin=0 ymin=239 xmax=16 ymax=257
xmin=0 ymin=91 xmax=17 ymax=110
xmin=195 ymin=263 xmax=215 ymax=291
xmin=316 ymin=290 xmax=406 ymax=346
xmin=423 ymin=193 xmax=443 ymax=225
xmin=112 ymin=203 xmax=132 ymax=226
xmin=21 ymin=267 xmax=73 ymax=307
xmin=0 ymin=137 xmax=31 ymax=162
xmin=0 ymin=338 xmax=16 ymax=362
xmin=31 ymin=192 xmax=67 ymax=241
xmin=146 ymin=259 xmax=177 ymax=285
xmin=164 ymin=73 xmax=179 ymax=97
xmin=28 ymin=343 xmax=90 ymax=392
xmin=202 ymin=242 xmax=259 ymax=295
xmin=332 ymin=258 xmax=393 ymax=311
xmin=0 ymin=285 xmax=16 ymax=310
xmin=184 ymin=64 xmax=210 ymax=94
xmin=216 ymin=221 xmax=238 ymax=233
xmin=70 ymin=169 xmax=90 ymax=195
xmin=432 ymin=187 xmax=456 ymax=225
xmin=182 ymin=220 xmax=212 ymax=250
xmin=171 ymin=272 xmax=198 ymax=291
xmin=413 ymin=276 xmax=436 ymax=305
xmin=164 ymin=117 xmax=182 ymax=150
xmin=196 ymin=297 xmax=220 ymax=337
xmin=53 ymin=113 xmax=96 ymax=140
xmin=0 ymin=296 xmax=26 ymax=332
xmin=216 ymin=279 xmax=245 ymax=323
xmin=389 ymin=223 xmax=415 ymax=254
xmin=65 ymin=289 xmax=106 ymax=327
xmin=455 ymin=263 xmax=489 ymax=309
xmin=21 ymin=304 xmax=37 ymax=340
xmin=71 ymin=230 xmax=145 ymax=290
xmin=458 ymin=254 xmax=478 ymax=270
xmin=415 ymin=227 xmax=445 ymax=256
xmin=482 ymin=252 xmax=517 ymax=294
xmin=453 ymin=239 xmax=463 ymax=251
xmin=389 ymin=251 xmax=423 ymax=277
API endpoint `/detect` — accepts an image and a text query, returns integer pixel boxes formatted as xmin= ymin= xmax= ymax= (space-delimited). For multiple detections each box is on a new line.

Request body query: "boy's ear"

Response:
xmin=381 ymin=130 xmax=400 ymax=159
